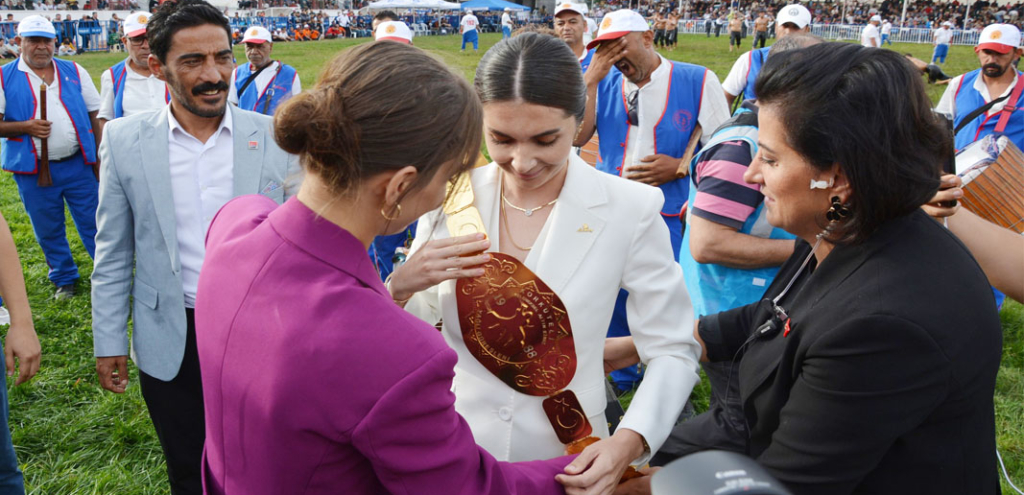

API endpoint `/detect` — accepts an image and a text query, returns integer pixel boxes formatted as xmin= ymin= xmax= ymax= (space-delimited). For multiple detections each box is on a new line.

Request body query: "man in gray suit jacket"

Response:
xmin=90 ymin=1 xmax=299 ymax=493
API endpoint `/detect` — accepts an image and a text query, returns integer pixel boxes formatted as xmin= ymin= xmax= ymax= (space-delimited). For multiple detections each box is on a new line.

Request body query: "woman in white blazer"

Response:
xmin=388 ymin=33 xmax=701 ymax=493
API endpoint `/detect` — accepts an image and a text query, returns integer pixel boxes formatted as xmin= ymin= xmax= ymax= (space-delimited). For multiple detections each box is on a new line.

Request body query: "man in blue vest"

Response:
xmin=721 ymin=3 xmax=810 ymax=107
xmin=936 ymin=23 xmax=1022 ymax=310
xmin=0 ymin=15 xmax=101 ymax=299
xmin=576 ymin=9 xmax=729 ymax=391
xmin=228 ymin=26 xmax=301 ymax=116
xmin=553 ymin=2 xmax=594 ymax=72
xmin=98 ymin=12 xmax=168 ymax=128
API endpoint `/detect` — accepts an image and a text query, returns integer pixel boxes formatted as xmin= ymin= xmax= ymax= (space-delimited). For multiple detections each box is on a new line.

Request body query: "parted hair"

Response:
xmin=274 ymin=42 xmax=482 ymax=196
xmin=474 ymin=32 xmax=586 ymax=122
xmin=755 ymin=42 xmax=946 ymax=244
xmin=147 ymin=0 xmax=231 ymax=63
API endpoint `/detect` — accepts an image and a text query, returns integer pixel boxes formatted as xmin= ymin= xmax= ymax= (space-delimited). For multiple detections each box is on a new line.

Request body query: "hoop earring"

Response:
xmin=380 ymin=203 xmax=402 ymax=221
xmin=825 ymin=196 xmax=850 ymax=222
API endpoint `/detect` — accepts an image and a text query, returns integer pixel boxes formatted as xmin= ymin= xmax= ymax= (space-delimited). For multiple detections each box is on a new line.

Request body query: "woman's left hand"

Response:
xmin=556 ymin=429 xmax=646 ymax=495
xmin=921 ymin=174 xmax=963 ymax=219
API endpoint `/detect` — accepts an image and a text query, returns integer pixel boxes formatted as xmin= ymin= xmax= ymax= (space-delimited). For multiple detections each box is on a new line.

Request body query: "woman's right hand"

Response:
xmin=922 ymin=174 xmax=963 ymax=219
xmin=388 ymin=233 xmax=492 ymax=302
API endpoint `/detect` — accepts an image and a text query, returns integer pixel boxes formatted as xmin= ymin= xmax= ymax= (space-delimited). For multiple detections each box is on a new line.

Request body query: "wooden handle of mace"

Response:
xmin=37 ymin=83 xmax=52 ymax=188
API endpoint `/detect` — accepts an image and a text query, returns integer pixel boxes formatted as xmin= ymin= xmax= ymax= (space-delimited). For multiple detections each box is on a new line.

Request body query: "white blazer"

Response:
xmin=405 ymin=155 xmax=702 ymax=462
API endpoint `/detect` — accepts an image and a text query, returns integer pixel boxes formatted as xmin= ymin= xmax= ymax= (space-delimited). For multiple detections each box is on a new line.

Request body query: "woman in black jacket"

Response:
xmin=607 ymin=42 xmax=1003 ymax=495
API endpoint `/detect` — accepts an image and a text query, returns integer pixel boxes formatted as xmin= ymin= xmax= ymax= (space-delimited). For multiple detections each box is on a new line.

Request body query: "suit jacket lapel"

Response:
xmin=139 ymin=107 xmax=180 ymax=272
xmin=531 ymin=155 xmax=608 ymax=295
xmin=230 ymin=106 xmax=265 ymax=197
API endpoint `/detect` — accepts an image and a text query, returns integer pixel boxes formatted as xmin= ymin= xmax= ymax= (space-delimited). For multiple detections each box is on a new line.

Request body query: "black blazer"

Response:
xmin=699 ymin=210 xmax=1002 ymax=495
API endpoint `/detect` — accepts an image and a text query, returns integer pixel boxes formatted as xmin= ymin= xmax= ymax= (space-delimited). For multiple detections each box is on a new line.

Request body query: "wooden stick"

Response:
xmin=676 ymin=123 xmax=703 ymax=179
xmin=37 ymin=83 xmax=52 ymax=188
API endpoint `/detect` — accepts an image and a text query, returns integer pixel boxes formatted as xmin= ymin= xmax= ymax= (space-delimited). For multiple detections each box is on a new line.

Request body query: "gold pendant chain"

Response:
xmin=500 ymin=178 xmax=538 ymax=252
xmin=501 ymin=190 xmax=558 ymax=217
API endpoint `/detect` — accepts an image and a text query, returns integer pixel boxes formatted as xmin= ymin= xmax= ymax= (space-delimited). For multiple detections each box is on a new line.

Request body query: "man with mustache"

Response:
xmin=575 ymin=9 xmax=728 ymax=392
xmin=98 ymin=12 xmax=168 ymax=127
xmin=553 ymin=2 xmax=594 ymax=71
xmin=935 ymin=23 xmax=1021 ymax=311
xmin=91 ymin=1 xmax=299 ymax=493
xmin=228 ymin=26 xmax=301 ymax=116
xmin=0 ymin=15 xmax=101 ymax=300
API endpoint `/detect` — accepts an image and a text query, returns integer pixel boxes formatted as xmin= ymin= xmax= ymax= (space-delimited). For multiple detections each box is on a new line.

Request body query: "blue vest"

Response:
xmin=109 ymin=59 xmax=170 ymax=119
xmin=580 ymin=48 xmax=595 ymax=73
xmin=679 ymin=107 xmax=795 ymax=317
xmin=1 ymin=58 xmax=97 ymax=174
xmin=595 ymin=61 xmax=706 ymax=217
xmin=234 ymin=62 xmax=298 ymax=116
xmin=953 ymin=69 xmax=1024 ymax=151
xmin=742 ymin=46 xmax=770 ymax=102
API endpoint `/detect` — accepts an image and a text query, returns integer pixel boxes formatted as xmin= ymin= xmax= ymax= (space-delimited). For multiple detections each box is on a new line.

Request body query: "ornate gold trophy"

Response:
xmin=444 ymin=173 xmax=640 ymax=478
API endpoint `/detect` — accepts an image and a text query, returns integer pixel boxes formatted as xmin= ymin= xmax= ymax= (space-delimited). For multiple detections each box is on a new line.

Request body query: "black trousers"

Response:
xmin=650 ymin=360 xmax=748 ymax=466
xmin=139 ymin=308 xmax=205 ymax=495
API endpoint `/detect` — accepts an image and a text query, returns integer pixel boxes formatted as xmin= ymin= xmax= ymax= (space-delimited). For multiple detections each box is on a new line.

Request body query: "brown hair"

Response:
xmin=274 ymin=41 xmax=482 ymax=197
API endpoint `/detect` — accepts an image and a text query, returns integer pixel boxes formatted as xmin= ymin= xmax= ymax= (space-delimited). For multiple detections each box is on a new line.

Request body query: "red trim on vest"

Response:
xmin=994 ymin=76 xmax=1024 ymax=134
xmin=19 ymin=71 xmax=40 ymax=175
xmin=55 ymin=62 xmax=95 ymax=166
xmin=652 ymin=66 xmax=674 ymax=153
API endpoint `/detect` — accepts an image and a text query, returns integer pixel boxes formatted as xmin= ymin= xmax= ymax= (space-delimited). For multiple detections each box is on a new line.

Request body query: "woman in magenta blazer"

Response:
xmin=194 ymin=42 xmax=573 ymax=495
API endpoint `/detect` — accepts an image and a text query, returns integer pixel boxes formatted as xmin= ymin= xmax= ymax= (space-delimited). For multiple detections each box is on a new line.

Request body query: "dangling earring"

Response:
xmin=825 ymin=196 xmax=850 ymax=222
xmin=380 ymin=203 xmax=402 ymax=221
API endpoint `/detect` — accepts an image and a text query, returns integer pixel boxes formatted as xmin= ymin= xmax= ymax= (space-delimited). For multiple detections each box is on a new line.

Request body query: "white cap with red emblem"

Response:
xmin=976 ymin=24 xmax=1021 ymax=54
xmin=242 ymin=26 xmax=273 ymax=44
xmin=586 ymin=9 xmax=649 ymax=50
xmin=123 ymin=12 xmax=150 ymax=38
xmin=375 ymin=21 xmax=413 ymax=44
xmin=555 ymin=2 xmax=586 ymax=17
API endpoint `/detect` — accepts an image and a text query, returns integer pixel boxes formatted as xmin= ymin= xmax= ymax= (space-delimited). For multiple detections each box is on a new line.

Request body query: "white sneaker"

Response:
xmin=0 ymin=307 xmax=9 ymax=326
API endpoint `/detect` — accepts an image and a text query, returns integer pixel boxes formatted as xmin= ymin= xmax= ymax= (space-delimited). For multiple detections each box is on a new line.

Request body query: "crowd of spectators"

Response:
xmin=589 ymin=0 xmax=1022 ymax=30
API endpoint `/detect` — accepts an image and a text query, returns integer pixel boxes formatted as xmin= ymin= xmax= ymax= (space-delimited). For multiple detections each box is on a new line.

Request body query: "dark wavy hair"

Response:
xmin=147 ymin=0 xmax=231 ymax=63
xmin=755 ymin=42 xmax=946 ymax=244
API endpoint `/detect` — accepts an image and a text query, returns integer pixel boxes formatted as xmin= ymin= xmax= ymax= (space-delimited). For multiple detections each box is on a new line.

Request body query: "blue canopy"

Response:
xmin=460 ymin=0 xmax=531 ymax=11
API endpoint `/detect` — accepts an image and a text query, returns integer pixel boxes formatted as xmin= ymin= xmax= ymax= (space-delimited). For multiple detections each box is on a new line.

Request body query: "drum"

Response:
xmin=960 ymin=138 xmax=1024 ymax=234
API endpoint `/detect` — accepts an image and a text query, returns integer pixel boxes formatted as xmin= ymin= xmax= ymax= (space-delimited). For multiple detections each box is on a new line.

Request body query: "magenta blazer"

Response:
xmin=195 ymin=196 xmax=572 ymax=495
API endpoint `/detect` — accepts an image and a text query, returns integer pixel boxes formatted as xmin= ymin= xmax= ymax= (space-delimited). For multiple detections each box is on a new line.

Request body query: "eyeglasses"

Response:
xmin=127 ymin=35 xmax=147 ymax=46
xmin=626 ymin=89 xmax=639 ymax=126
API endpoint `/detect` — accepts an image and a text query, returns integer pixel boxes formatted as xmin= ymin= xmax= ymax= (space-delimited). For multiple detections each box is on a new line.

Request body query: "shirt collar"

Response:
xmin=269 ymin=197 xmax=390 ymax=297
xmin=123 ymin=57 xmax=157 ymax=79
xmin=249 ymin=60 xmax=278 ymax=73
xmin=167 ymin=104 xmax=233 ymax=142
xmin=974 ymin=70 xmax=1020 ymax=101
xmin=17 ymin=56 xmax=55 ymax=80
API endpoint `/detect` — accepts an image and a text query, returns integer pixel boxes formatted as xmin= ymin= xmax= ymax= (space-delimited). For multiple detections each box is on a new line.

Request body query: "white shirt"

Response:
xmin=881 ymin=21 xmax=892 ymax=34
xmin=166 ymin=108 xmax=234 ymax=307
xmin=619 ymin=56 xmax=730 ymax=168
xmin=337 ymin=13 xmax=350 ymax=27
xmin=501 ymin=12 xmax=512 ymax=27
xmin=861 ymin=23 xmax=880 ymax=47
xmin=0 ymin=57 xmax=100 ymax=160
xmin=584 ymin=17 xmax=597 ymax=45
xmin=461 ymin=14 xmax=478 ymax=32
xmin=936 ymin=71 xmax=1020 ymax=119
xmin=98 ymin=58 xmax=167 ymax=120
xmin=228 ymin=61 xmax=302 ymax=110
xmin=934 ymin=27 xmax=952 ymax=45
xmin=722 ymin=49 xmax=757 ymax=97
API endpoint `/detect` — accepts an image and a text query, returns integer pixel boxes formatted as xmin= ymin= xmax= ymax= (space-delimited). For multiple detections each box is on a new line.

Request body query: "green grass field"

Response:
xmin=0 ymin=32 xmax=1020 ymax=493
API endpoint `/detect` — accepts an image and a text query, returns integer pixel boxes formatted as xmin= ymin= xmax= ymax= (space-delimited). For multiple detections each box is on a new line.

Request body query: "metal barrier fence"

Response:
xmin=0 ymin=20 xmax=121 ymax=53
xmin=674 ymin=19 xmax=982 ymax=46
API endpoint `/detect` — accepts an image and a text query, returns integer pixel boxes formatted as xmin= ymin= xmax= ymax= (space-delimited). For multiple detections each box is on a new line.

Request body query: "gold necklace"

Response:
xmin=501 ymin=191 xmax=558 ymax=217
xmin=500 ymin=180 xmax=535 ymax=252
